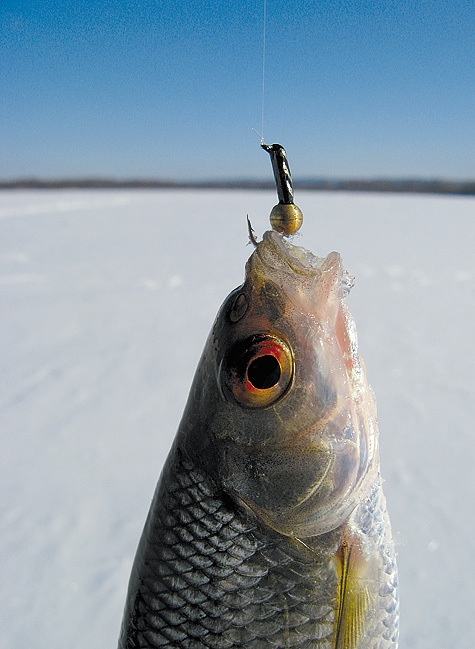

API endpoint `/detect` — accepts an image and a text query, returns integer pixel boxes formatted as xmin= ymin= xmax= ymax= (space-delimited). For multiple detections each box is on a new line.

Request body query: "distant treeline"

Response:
xmin=1 ymin=178 xmax=475 ymax=195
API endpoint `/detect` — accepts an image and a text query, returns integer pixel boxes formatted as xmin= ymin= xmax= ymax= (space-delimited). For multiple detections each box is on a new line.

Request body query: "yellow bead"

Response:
xmin=269 ymin=204 xmax=303 ymax=236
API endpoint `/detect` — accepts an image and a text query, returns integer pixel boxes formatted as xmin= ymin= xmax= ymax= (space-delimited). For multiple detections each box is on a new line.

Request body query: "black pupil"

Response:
xmin=247 ymin=355 xmax=281 ymax=389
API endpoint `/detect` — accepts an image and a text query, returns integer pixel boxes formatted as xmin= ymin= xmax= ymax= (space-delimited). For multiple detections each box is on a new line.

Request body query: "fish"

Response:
xmin=118 ymin=229 xmax=399 ymax=649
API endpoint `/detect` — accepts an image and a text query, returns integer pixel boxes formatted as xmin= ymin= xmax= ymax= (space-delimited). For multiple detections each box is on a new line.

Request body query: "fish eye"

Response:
xmin=224 ymin=335 xmax=293 ymax=408
xmin=247 ymin=354 xmax=281 ymax=389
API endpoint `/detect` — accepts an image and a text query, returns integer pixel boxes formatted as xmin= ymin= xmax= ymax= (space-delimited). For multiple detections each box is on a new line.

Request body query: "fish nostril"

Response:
xmin=247 ymin=355 xmax=281 ymax=389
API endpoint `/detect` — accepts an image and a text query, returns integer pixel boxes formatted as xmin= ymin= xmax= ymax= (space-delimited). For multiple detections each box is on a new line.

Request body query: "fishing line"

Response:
xmin=252 ymin=0 xmax=267 ymax=144
xmin=260 ymin=0 xmax=267 ymax=142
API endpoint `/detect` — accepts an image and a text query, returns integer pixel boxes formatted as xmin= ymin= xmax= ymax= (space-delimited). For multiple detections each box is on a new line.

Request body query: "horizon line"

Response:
xmin=1 ymin=177 xmax=475 ymax=196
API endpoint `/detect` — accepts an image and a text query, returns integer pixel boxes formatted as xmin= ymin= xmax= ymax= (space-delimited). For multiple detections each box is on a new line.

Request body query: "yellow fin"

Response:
xmin=334 ymin=532 xmax=375 ymax=649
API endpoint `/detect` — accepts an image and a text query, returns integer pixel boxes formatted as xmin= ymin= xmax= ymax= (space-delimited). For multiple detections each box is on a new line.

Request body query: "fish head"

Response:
xmin=178 ymin=230 xmax=379 ymax=538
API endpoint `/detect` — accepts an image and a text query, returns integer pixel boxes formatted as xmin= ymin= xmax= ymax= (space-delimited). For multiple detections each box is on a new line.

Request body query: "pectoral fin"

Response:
xmin=334 ymin=532 xmax=375 ymax=649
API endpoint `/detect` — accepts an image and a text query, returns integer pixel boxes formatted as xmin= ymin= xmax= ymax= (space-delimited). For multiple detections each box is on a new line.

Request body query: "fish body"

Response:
xmin=119 ymin=231 xmax=399 ymax=649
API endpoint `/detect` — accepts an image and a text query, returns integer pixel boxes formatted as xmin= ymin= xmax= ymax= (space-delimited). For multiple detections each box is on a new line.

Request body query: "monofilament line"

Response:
xmin=260 ymin=0 xmax=267 ymax=143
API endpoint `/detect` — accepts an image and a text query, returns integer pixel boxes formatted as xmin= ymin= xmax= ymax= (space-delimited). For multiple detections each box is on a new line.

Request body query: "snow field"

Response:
xmin=1 ymin=190 xmax=474 ymax=648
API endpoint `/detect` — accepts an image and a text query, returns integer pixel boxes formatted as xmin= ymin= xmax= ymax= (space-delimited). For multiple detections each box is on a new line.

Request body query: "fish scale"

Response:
xmin=119 ymin=452 xmax=343 ymax=649
xmin=119 ymin=450 xmax=398 ymax=649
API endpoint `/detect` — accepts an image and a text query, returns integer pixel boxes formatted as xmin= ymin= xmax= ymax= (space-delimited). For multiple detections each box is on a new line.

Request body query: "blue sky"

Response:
xmin=2 ymin=0 xmax=474 ymax=180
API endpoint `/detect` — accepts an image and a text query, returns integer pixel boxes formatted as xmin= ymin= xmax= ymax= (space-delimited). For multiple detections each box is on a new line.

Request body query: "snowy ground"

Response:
xmin=1 ymin=189 xmax=474 ymax=649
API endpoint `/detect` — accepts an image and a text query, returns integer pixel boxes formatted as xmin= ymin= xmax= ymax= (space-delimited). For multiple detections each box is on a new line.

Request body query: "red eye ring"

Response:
xmin=224 ymin=335 xmax=293 ymax=408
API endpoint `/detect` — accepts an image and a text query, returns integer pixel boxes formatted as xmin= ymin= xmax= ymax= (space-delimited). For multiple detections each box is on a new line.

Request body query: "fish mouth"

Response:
xmin=254 ymin=230 xmax=327 ymax=277
xmin=248 ymin=230 xmax=351 ymax=309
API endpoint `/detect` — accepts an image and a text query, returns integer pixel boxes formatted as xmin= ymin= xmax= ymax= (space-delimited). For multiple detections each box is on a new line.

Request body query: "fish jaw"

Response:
xmin=178 ymin=230 xmax=379 ymax=538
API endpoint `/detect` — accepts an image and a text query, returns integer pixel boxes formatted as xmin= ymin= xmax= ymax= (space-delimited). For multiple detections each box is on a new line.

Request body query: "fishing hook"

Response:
xmin=247 ymin=215 xmax=258 ymax=247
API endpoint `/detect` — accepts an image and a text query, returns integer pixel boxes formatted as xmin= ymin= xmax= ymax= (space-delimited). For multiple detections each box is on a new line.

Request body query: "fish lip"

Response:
xmin=255 ymin=230 xmax=325 ymax=277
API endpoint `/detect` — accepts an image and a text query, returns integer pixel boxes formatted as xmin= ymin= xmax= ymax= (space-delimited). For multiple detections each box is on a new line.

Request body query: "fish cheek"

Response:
xmin=292 ymin=335 xmax=340 ymax=424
